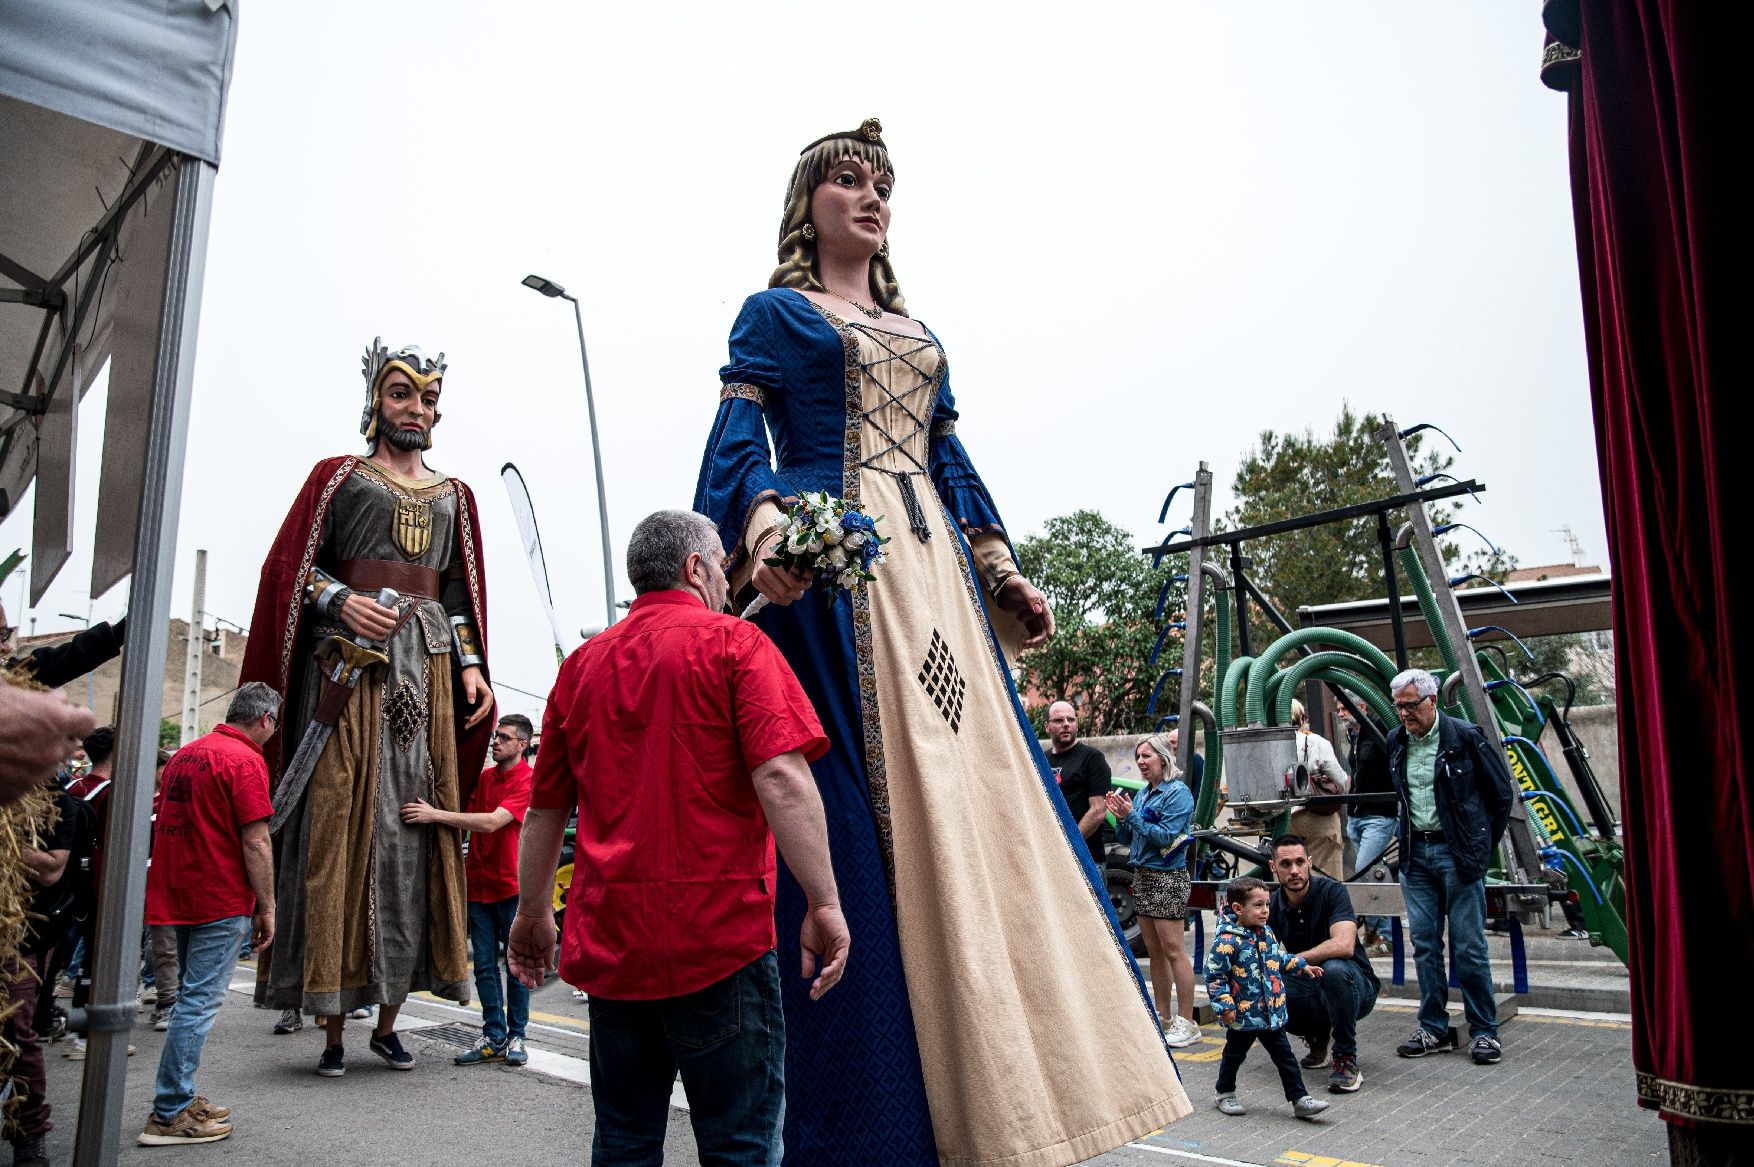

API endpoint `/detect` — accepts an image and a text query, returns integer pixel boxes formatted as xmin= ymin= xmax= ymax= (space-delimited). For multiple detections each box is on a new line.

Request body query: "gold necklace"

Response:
xmin=829 ymin=290 xmax=883 ymax=320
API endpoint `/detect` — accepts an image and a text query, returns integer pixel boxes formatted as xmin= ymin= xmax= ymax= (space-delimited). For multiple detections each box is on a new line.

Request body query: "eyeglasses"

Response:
xmin=265 ymin=711 xmax=280 ymax=728
xmin=1392 ymin=696 xmax=1433 ymax=712
xmin=492 ymin=732 xmax=525 ymax=744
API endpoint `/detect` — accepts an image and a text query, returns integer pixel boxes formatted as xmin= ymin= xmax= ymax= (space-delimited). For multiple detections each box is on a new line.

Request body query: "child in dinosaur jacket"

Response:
xmin=1204 ymin=877 xmax=1331 ymax=1119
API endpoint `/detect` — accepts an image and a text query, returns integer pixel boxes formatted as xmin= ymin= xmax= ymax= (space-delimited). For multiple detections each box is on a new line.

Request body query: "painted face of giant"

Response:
xmin=809 ymin=155 xmax=892 ymax=261
xmin=377 ymin=367 xmax=442 ymax=452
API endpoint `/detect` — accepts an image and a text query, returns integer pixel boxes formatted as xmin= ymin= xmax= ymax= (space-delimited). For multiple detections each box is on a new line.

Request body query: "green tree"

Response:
xmin=1223 ymin=403 xmax=1463 ymax=659
xmin=159 ymin=719 xmax=181 ymax=749
xmin=1015 ymin=510 xmax=1172 ymax=737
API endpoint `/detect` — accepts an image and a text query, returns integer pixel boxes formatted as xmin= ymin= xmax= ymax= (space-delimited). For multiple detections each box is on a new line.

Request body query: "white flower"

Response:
xmin=827 ymin=546 xmax=848 ymax=568
xmin=822 ymin=520 xmax=845 ymax=545
xmin=843 ymin=531 xmax=866 ymax=550
xmin=838 ymin=571 xmax=859 ymax=589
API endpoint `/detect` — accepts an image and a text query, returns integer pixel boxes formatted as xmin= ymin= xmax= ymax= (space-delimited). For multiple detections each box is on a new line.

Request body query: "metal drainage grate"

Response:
xmin=405 ymin=1022 xmax=482 ymax=1049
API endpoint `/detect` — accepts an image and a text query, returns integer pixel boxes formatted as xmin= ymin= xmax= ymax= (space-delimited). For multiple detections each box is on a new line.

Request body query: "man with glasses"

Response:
xmin=401 ymin=714 xmax=535 ymax=1067
xmin=1384 ymin=668 xmax=1515 ymax=1067
xmin=136 ymin=682 xmax=280 ymax=1145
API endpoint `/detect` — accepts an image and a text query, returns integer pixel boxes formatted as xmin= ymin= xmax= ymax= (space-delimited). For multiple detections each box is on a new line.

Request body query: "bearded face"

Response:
xmin=379 ymin=410 xmax=433 ymax=451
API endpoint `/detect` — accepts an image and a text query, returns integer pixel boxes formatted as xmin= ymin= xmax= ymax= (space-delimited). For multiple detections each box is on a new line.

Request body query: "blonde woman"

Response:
xmin=1108 ymin=734 xmax=1200 ymax=1049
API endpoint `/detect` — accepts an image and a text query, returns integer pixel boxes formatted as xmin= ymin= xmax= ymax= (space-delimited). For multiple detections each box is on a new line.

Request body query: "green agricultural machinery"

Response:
xmin=1142 ymin=418 xmax=1628 ymax=973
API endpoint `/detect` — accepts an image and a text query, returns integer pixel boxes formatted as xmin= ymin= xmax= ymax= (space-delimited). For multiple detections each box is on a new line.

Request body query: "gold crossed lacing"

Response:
xmin=852 ymin=324 xmax=940 ymax=542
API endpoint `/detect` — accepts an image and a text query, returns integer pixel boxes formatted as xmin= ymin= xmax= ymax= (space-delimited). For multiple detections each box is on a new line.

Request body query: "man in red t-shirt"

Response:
xmin=400 ymin=713 xmax=533 ymax=1067
xmin=137 ymin=682 xmax=279 ymax=1147
xmin=507 ymin=510 xmax=850 ymax=1163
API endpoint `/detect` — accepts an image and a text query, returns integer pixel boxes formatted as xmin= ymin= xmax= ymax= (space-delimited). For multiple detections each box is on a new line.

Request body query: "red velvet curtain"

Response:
xmin=1550 ymin=0 xmax=1754 ymax=1130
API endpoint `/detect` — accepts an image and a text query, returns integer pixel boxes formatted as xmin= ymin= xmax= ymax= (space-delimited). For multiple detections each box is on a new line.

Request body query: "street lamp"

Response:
xmin=521 ymin=273 xmax=618 ymax=628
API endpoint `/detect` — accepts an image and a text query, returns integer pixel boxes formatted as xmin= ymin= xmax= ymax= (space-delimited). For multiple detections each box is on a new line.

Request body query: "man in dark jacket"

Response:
xmin=1385 ymin=668 xmax=1514 ymax=1067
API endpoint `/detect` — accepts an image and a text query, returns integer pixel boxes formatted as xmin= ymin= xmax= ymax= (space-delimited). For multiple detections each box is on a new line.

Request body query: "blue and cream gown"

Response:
xmin=695 ymin=288 xmax=1190 ymax=1167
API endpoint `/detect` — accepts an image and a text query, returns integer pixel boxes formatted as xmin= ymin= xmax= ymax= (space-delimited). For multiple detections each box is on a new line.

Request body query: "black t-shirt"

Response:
xmin=1345 ymin=717 xmax=1399 ymax=816
xmin=1046 ymin=741 xmax=1112 ymax=858
xmin=24 ymin=789 xmax=84 ymax=953
xmin=1268 ymin=875 xmax=1380 ymax=989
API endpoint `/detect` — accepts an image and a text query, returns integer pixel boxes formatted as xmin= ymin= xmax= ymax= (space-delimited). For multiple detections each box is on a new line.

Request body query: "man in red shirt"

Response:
xmin=401 ymin=712 xmax=534 ymax=1067
xmin=508 ymin=509 xmax=850 ymax=1164
xmin=137 ymin=683 xmax=279 ymax=1147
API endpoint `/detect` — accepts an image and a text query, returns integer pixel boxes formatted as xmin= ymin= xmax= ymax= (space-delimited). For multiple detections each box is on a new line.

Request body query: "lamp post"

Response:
xmin=522 ymin=273 xmax=617 ymax=627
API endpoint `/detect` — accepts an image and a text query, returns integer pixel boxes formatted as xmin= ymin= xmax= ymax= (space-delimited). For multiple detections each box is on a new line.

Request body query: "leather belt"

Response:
xmin=338 ymin=558 xmax=441 ymax=599
xmin=1410 ymin=829 xmax=1446 ymax=843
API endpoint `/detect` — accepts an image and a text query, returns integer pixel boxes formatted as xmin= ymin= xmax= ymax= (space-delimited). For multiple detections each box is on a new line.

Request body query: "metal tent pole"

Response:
xmin=1376 ymin=417 xmax=1540 ymax=891
xmin=73 ymin=155 xmax=214 ymax=1167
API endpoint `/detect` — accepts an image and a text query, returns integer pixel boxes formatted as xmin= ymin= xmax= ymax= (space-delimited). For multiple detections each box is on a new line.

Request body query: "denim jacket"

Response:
xmin=1203 ymin=913 xmax=1310 ymax=1031
xmin=1114 ymin=778 xmax=1194 ymax=872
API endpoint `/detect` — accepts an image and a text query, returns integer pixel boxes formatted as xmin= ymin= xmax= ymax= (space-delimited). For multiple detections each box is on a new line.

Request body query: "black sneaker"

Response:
xmin=1327 ymin=1054 xmax=1363 ymax=1093
xmin=273 ymin=1008 xmax=303 ymax=1035
xmin=1299 ymin=1034 xmax=1331 ymax=1069
xmin=1396 ymin=1027 xmax=1452 ymax=1058
xmin=369 ymin=1031 xmax=415 ymax=1070
xmin=1470 ymin=1035 xmax=1503 ymax=1065
xmin=317 ymin=1045 xmax=346 ymax=1077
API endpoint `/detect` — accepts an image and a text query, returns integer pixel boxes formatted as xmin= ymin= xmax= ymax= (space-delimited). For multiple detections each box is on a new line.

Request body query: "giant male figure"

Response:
xmin=241 ymin=340 xmax=493 ymax=1073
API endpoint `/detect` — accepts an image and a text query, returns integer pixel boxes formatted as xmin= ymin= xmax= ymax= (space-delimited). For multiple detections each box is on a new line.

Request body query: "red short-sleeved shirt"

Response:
xmin=532 ymin=589 xmax=829 ymax=1000
xmin=465 ymin=759 xmax=533 ymax=902
xmin=145 ymin=724 xmax=274 ymax=925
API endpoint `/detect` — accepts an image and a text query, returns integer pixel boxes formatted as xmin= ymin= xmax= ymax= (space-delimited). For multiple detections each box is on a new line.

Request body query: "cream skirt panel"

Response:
xmin=862 ymin=469 xmax=1192 ymax=1167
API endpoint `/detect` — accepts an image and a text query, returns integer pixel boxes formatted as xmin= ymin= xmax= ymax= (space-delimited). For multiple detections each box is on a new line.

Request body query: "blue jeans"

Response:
xmin=1283 ymin=958 xmax=1377 ymax=1059
xmin=586 ymin=952 xmax=784 ymax=1167
xmin=1347 ymin=814 xmax=1398 ymax=935
xmin=468 ymin=897 xmax=529 ymax=1044
xmin=152 ymin=915 xmax=251 ymax=1121
xmin=1401 ymin=838 xmax=1497 ymax=1039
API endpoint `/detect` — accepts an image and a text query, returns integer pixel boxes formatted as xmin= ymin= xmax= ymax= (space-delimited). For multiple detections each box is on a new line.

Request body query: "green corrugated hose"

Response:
xmin=1243 ymin=627 xmax=1397 ymax=726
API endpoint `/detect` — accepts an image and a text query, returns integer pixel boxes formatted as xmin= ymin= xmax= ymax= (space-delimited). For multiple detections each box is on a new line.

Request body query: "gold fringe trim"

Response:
xmin=1638 ymin=1071 xmax=1754 ymax=1125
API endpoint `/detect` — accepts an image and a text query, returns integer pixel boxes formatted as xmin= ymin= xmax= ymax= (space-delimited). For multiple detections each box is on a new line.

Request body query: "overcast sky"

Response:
xmin=1 ymin=2 xmax=1601 ymax=723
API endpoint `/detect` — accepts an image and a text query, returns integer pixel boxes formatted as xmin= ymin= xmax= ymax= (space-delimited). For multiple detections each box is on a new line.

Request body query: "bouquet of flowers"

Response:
xmin=740 ymin=492 xmax=890 ymax=619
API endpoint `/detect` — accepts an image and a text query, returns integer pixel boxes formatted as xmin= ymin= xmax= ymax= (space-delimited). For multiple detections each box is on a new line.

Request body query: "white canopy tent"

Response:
xmin=1 ymin=3 xmax=236 ymax=1161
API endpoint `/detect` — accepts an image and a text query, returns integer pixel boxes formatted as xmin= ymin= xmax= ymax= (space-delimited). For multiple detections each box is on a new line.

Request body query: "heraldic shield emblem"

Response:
xmin=393 ymin=497 xmax=434 ymax=560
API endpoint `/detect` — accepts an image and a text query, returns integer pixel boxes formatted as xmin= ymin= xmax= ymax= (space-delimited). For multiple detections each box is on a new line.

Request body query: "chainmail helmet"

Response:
xmin=359 ymin=337 xmax=447 ymax=444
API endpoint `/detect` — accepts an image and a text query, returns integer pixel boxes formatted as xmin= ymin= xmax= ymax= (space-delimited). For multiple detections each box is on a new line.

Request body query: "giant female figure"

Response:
xmin=694 ymin=119 xmax=1190 ymax=1167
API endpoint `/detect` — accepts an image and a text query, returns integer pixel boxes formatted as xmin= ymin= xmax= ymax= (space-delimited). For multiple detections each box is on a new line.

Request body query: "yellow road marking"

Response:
xmin=1276 ymin=1153 xmax=1384 ymax=1167
xmin=408 ymin=990 xmax=590 ymax=1033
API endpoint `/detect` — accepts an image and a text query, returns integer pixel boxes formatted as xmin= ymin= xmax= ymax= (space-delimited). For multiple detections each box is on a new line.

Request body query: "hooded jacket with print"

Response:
xmin=1203 ymin=909 xmax=1311 ymax=1032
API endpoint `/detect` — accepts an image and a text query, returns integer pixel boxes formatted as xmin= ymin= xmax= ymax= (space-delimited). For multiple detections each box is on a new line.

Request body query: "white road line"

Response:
xmin=227 ymin=975 xmax=691 ymax=1112
xmin=1122 ymin=1143 xmax=1269 ymax=1167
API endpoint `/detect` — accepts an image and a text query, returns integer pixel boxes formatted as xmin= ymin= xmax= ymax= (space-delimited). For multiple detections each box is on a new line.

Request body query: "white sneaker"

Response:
xmin=346 ymin=1006 xmax=372 ymax=1020
xmin=571 ymin=989 xmax=588 ymax=1002
xmin=1165 ymin=1017 xmax=1201 ymax=1048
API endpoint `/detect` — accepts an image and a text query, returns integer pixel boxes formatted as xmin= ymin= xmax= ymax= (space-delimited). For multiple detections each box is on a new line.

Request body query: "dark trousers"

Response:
xmin=1283 ymin=958 xmax=1378 ymax=1059
xmin=3 ymin=949 xmax=54 ymax=1141
xmin=586 ymin=952 xmax=784 ymax=1167
xmin=1215 ymin=1026 xmax=1308 ymax=1101
xmin=467 ymin=897 xmax=528 ymax=1044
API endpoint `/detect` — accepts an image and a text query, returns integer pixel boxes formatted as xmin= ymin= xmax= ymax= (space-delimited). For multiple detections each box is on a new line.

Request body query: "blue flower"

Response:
xmin=1142 ymin=807 xmax=1163 ymax=824
xmin=841 ymin=511 xmax=876 ymax=535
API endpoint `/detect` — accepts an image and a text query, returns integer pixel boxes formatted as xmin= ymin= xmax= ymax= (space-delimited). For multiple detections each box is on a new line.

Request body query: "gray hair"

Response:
xmin=226 ymin=681 xmax=282 ymax=725
xmin=1389 ymin=668 xmax=1439 ymax=700
xmin=626 ymin=510 xmax=721 ymax=595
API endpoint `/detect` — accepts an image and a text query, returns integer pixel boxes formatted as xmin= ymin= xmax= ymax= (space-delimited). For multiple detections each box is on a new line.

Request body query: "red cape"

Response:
xmin=240 ymin=455 xmax=495 ymax=805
